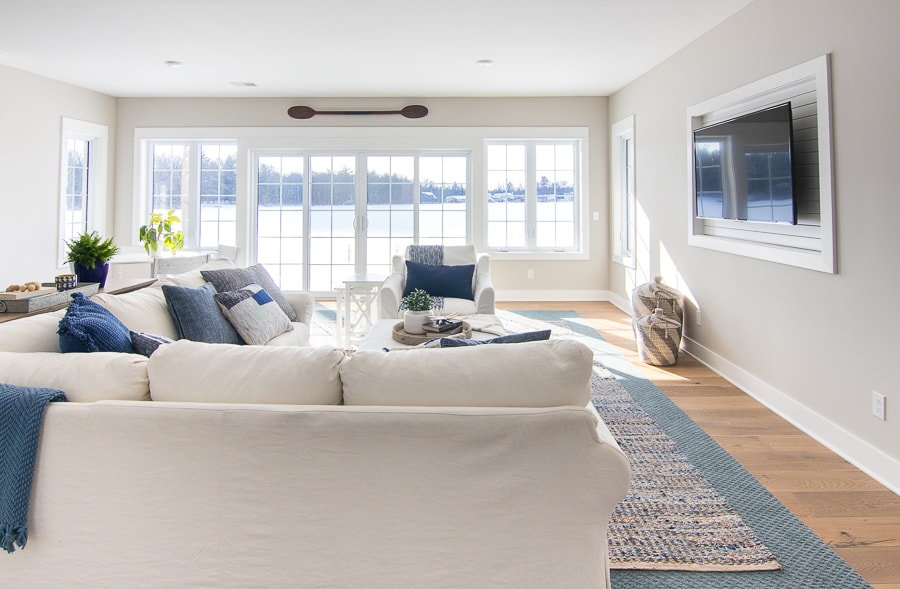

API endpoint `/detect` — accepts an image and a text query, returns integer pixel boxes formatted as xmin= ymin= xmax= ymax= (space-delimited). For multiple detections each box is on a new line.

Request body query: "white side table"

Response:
xmin=335 ymin=273 xmax=385 ymax=347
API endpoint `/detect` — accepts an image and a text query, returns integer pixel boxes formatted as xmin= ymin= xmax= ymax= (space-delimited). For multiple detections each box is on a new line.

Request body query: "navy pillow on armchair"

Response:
xmin=403 ymin=260 xmax=475 ymax=300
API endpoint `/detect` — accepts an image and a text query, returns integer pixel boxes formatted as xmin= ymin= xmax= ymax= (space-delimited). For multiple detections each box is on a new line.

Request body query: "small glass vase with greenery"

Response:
xmin=139 ymin=209 xmax=184 ymax=256
xmin=400 ymin=288 xmax=434 ymax=334
xmin=65 ymin=231 xmax=120 ymax=288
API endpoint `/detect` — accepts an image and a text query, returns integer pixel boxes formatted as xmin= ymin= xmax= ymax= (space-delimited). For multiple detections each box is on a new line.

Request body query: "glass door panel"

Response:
xmin=308 ymin=156 xmax=356 ymax=291
xmin=256 ymin=155 xmax=305 ymax=289
xmin=365 ymin=155 xmax=414 ymax=276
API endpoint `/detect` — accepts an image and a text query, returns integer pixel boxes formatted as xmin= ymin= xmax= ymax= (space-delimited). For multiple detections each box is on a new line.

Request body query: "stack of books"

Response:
xmin=422 ymin=318 xmax=463 ymax=334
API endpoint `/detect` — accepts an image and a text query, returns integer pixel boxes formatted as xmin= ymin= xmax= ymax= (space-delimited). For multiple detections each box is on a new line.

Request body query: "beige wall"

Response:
xmin=0 ymin=65 xmax=117 ymax=286
xmin=609 ymin=0 xmax=900 ymax=489
xmin=114 ymin=96 xmax=609 ymax=298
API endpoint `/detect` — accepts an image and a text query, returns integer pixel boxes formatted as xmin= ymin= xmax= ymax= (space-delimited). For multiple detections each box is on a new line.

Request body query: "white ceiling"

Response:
xmin=0 ymin=0 xmax=754 ymax=98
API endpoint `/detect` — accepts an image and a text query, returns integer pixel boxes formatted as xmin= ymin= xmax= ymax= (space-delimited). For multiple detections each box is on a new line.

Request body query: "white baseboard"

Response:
xmin=683 ymin=336 xmax=900 ymax=495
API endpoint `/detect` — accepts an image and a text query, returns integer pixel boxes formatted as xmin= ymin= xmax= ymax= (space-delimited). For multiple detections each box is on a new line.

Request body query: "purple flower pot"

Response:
xmin=73 ymin=261 xmax=110 ymax=288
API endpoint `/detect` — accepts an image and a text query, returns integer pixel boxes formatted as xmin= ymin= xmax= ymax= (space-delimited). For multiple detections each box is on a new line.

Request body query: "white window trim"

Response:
xmin=134 ymin=126 xmax=590 ymax=262
xmin=686 ymin=54 xmax=835 ymax=273
xmin=611 ymin=115 xmax=635 ymax=268
xmin=58 ymin=118 xmax=108 ymax=266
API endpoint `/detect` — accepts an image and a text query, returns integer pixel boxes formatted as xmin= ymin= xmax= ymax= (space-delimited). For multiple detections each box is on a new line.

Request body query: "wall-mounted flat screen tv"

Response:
xmin=693 ymin=102 xmax=796 ymax=224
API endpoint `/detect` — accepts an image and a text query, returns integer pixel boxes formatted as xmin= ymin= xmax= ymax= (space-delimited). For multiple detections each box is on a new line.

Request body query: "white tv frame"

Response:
xmin=686 ymin=54 xmax=835 ymax=274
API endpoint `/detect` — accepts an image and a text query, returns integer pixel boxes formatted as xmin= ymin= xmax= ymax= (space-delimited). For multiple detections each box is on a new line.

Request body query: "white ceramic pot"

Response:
xmin=403 ymin=309 xmax=432 ymax=334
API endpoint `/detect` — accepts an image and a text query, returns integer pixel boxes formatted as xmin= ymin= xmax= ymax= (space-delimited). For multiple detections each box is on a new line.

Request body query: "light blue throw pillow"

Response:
xmin=214 ymin=283 xmax=293 ymax=345
xmin=162 ymin=282 xmax=243 ymax=345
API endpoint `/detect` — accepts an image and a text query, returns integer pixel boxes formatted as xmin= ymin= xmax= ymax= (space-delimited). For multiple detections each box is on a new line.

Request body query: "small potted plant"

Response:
xmin=65 ymin=231 xmax=120 ymax=288
xmin=400 ymin=288 xmax=434 ymax=334
xmin=139 ymin=209 xmax=184 ymax=256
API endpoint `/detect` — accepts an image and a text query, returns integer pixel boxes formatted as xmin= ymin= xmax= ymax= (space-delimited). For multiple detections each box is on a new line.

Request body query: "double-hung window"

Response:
xmin=59 ymin=118 xmax=108 ymax=264
xmin=485 ymin=140 xmax=580 ymax=253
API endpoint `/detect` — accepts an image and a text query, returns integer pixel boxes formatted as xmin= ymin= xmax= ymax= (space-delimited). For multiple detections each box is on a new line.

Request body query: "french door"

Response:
xmin=254 ymin=151 xmax=469 ymax=294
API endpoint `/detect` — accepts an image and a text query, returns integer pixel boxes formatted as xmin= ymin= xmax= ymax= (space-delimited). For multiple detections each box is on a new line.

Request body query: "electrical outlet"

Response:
xmin=696 ymin=308 xmax=702 ymax=326
xmin=873 ymin=391 xmax=886 ymax=420
xmin=527 ymin=269 xmax=534 ymax=280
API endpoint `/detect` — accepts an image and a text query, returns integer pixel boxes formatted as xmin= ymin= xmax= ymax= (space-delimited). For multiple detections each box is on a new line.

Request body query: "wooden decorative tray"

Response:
xmin=0 ymin=287 xmax=57 ymax=300
xmin=391 ymin=321 xmax=472 ymax=345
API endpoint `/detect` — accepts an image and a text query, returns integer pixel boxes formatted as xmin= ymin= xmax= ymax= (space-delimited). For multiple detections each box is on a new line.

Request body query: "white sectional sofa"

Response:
xmin=0 ymin=269 xmax=631 ymax=588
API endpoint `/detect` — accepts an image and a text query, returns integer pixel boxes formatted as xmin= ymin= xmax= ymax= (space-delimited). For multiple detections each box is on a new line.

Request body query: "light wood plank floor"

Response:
xmin=498 ymin=301 xmax=900 ymax=589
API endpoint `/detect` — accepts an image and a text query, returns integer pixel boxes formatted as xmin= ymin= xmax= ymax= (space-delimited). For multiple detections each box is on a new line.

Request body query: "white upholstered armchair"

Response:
xmin=378 ymin=245 xmax=495 ymax=319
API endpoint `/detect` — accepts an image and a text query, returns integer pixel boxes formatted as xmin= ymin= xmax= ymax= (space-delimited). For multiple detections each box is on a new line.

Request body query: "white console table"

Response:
xmin=334 ymin=273 xmax=385 ymax=347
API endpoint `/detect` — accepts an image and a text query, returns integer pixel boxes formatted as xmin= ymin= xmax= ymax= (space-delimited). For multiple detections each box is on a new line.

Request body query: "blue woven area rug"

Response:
xmin=504 ymin=310 xmax=871 ymax=589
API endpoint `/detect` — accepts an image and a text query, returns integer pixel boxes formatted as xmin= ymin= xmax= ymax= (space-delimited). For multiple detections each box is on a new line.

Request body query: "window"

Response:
xmin=136 ymin=126 xmax=588 ymax=291
xmin=59 ymin=118 xmax=107 ymax=265
xmin=485 ymin=140 xmax=580 ymax=253
xmin=611 ymin=116 xmax=635 ymax=267
xmin=146 ymin=141 xmax=237 ymax=251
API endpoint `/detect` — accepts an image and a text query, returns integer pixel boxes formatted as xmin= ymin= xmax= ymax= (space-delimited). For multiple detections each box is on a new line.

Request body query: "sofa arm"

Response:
xmin=474 ymin=273 xmax=495 ymax=315
xmin=283 ymin=291 xmax=315 ymax=326
xmin=378 ymin=273 xmax=404 ymax=319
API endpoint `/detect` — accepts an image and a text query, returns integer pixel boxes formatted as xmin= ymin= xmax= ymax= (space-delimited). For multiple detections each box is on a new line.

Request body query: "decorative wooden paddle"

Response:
xmin=287 ymin=105 xmax=428 ymax=119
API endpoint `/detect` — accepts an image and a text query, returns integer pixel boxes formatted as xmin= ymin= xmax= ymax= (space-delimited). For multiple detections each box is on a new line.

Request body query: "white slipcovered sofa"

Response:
xmin=0 ymin=276 xmax=630 ymax=588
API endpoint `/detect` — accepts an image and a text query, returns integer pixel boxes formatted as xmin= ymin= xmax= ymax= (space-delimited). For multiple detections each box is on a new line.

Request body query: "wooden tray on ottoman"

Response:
xmin=391 ymin=321 xmax=472 ymax=345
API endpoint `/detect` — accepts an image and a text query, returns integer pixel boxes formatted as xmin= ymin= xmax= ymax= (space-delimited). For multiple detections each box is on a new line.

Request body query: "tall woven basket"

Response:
xmin=631 ymin=276 xmax=685 ymax=332
xmin=633 ymin=309 xmax=682 ymax=366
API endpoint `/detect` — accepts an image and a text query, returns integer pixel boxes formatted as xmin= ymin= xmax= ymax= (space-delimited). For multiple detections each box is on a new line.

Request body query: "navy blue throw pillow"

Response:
xmin=57 ymin=292 xmax=135 ymax=353
xmin=162 ymin=282 xmax=244 ymax=345
xmin=403 ymin=260 xmax=475 ymax=300
xmin=129 ymin=331 xmax=174 ymax=357
xmin=436 ymin=330 xmax=552 ymax=348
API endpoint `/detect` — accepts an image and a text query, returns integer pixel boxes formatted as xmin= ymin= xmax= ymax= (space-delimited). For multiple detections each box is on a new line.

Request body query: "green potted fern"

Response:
xmin=400 ymin=288 xmax=434 ymax=334
xmin=65 ymin=231 xmax=120 ymax=288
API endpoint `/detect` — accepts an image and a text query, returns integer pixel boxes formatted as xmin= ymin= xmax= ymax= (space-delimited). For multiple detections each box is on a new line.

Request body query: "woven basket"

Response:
xmin=631 ymin=276 xmax=685 ymax=328
xmin=634 ymin=309 xmax=682 ymax=366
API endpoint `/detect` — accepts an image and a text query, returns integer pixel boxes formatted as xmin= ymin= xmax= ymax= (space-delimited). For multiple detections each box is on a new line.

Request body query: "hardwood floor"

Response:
xmin=498 ymin=301 xmax=900 ymax=589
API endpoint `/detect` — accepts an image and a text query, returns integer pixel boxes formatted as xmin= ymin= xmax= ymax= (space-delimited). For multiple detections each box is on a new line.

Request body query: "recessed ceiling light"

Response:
xmin=163 ymin=60 xmax=183 ymax=68
xmin=229 ymin=82 xmax=258 ymax=87
xmin=476 ymin=59 xmax=494 ymax=67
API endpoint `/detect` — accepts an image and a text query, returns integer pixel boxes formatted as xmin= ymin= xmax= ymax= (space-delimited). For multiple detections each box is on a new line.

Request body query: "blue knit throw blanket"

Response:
xmin=0 ymin=383 xmax=67 ymax=554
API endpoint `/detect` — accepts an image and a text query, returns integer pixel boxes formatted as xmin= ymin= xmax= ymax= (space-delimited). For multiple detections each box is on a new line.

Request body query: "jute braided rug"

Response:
xmin=497 ymin=310 xmax=780 ymax=572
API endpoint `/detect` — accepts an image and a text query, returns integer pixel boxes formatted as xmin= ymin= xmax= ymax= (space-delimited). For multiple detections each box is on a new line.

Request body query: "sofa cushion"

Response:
xmin=0 ymin=351 xmax=150 ymax=402
xmin=92 ymin=286 xmax=179 ymax=340
xmin=403 ymin=261 xmax=475 ymax=300
xmin=162 ymin=282 xmax=243 ymax=345
xmin=341 ymin=338 xmax=592 ymax=408
xmin=214 ymin=283 xmax=293 ymax=345
xmin=155 ymin=257 xmax=236 ymax=289
xmin=0 ymin=310 xmax=66 ymax=353
xmin=57 ymin=293 xmax=135 ymax=354
xmin=201 ymin=264 xmax=297 ymax=321
xmin=148 ymin=339 xmax=344 ymax=405
xmin=442 ymin=244 xmax=476 ymax=266
xmin=265 ymin=322 xmax=309 ymax=346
